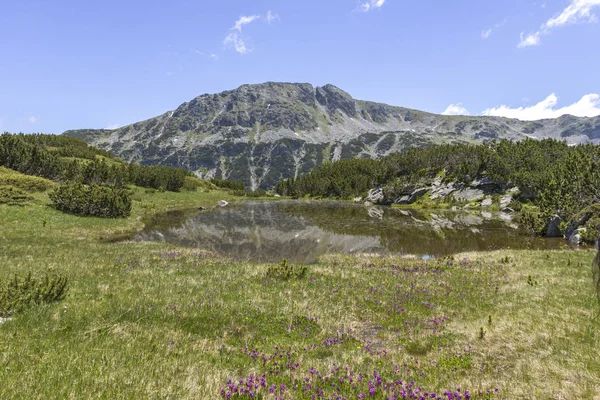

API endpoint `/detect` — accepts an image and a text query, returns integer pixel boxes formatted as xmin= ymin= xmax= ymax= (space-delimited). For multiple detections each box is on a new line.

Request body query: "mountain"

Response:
xmin=64 ymin=82 xmax=600 ymax=190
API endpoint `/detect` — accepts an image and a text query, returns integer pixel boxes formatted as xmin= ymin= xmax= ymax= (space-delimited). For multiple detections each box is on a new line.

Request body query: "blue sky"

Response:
xmin=1 ymin=0 xmax=599 ymax=133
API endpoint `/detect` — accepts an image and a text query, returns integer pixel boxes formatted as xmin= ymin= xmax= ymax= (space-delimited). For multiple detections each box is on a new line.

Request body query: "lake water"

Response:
xmin=136 ymin=201 xmax=566 ymax=263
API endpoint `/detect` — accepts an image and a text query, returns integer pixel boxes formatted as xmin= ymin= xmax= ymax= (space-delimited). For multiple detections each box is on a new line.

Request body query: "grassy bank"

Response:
xmin=1 ymin=189 xmax=599 ymax=399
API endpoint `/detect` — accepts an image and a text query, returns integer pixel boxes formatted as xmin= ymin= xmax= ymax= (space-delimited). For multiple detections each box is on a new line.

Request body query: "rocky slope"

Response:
xmin=64 ymin=82 xmax=600 ymax=189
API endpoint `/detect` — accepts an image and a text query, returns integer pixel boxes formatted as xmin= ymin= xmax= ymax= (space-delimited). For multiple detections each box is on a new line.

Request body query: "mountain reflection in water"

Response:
xmin=136 ymin=201 xmax=566 ymax=263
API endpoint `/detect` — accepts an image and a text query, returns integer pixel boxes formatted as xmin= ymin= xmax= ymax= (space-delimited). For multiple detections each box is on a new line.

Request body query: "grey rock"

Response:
xmin=366 ymin=188 xmax=386 ymax=204
xmin=395 ymin=187 xmax=427 ymax=205
xmin=481 ymin=211 xmax=493 ymax=219
xmin=217 ymin=200 xmax=229 ymax=207
xmin=568 ymin=227 xmax=586 ymax=245
xmin=501 ymin=207 xmax=515 ymax=213
xmin=471 ymin=177 xmax=494 ymax=187
xmin=0 ymin=317 xmax=10 ymax=325
xmin=453 ymin=187 xmax=485 ymax=202
xmin=499 ymin=195 xmax=512 ymax=209
xmin=353 ymin=197 xmax=363 ymax=203
xmin=481 ymin=198 xmax=493 ymax=207
xmin=431 ymin=182 xmax=456 ymax=200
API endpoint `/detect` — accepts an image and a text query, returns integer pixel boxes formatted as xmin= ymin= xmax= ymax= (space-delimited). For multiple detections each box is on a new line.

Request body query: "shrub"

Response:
xmin=0 ymin=185 xmax=34 ymax=205
xmin=210 ymin=178 xmax=245 ymax=191
xmin=517 ymin=209 xmax=547 ymax=236
xmin=0 ymin=272 xmax=68 ymax=317
xmin=49 ymin=183 xmax=132 ymax=218
xmin=266 ymin=259 xmax=307 ymax=281
xmin=0 ymin=167 xmax=55 ymax=192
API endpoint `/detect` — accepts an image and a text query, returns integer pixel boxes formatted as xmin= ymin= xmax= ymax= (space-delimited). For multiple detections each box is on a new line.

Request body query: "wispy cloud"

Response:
xmin=442 ymin=103 xmax=471 ymax=116
xmin=266 ymin=10 xmax=280 ymax=23
xmin=519 ymin=0 xmax=600 ymax=47
xmin=481 ymin=19 xmax=507 ymax=40
xmin=518 ymin=31 xmax=541 ymax=47
xmin=232 ymin=15 xmax=260 ymax=32
xmin=482 ymin=93 xmax=600 ymax=120
xmin=358 ymin=0 xmax=386 ymax=12
xmin=224 ymin=11 xmax=279 ymax=54
xmin=194 ymin=50 xmax=220 ymax=60
xmin=28 ymin=116 xmax=39 ymax=124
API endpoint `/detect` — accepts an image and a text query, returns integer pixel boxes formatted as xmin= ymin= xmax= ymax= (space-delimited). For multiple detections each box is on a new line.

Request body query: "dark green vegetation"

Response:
xmin=0 ymin=185 xmax=34 ymax=205
xmin=0 ymin=133 xmax=198 ymax=217
xmin=64 ymin=82 xmax=600 ymax=190
xmin=0 ymin=272 xmax=68 ymax=318
xmin=277 ymin=139 xmax=600 ymax=241
xmin=49 ymin=183 xmax=132 ymax=218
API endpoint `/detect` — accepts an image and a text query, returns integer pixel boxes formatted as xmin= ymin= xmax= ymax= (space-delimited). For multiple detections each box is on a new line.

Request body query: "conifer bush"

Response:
xmin=0 ymin=272 xmax=68 ymax=317
xmin=49 ymin=183 xmax=132 ymax=218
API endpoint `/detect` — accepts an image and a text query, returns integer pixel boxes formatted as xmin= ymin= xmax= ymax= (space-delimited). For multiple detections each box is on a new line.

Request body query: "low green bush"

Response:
xmin=266 ymin=259 xmax=307 ymax=281
xmin=0 ymin=185 xmax=34 ymax=205
xmin=210 ymin=178 xmax=245 ymax=191
xmin=0 ymin=167 xmax=55 ymax=192
xmin=0 ymin=272 xmax=68 ymax=317
xmin=49 ymin=183 xmax=132 ymax=218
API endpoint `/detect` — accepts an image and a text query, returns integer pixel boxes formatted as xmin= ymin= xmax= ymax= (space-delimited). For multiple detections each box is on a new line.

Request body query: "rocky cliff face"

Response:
xmin=64 ymin=82 xmax=600 ymax=190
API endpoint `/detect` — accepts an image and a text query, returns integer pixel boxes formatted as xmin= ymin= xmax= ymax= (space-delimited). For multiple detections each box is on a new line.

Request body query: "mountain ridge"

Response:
xmin=64 ymin=82 xmax=600 ymax=189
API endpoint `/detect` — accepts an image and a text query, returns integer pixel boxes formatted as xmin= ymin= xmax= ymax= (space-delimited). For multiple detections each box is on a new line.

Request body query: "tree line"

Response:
xmin=0 ymin=133 xmax=191 ymax=217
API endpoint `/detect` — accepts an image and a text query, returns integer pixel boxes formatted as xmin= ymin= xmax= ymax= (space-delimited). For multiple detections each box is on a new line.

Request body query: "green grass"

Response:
xmin=0 ymin=188 xmax=599 ymax=398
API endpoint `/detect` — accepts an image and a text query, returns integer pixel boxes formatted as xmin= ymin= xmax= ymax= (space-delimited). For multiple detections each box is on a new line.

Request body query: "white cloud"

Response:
xmin=359 ymin=0 xmax=386 ymax=12
xmin=28 ymin=116 xmax=39 ymax=124
xmin=224 ymin=32 xmax=250 ymax=54
xmin=482 ymin=93 xmax=600 ymax=120
xmin=518 ymin=31 xmax=541 ymax=47
xmin=232 ymin=15 xmax=260 ymax=31
xmin=266 ymin=10 xmax=280 ymax=23
xmin=519 ymin=0 xmax=600 ymax=47
xmin=210 ymin=53 xmax=219 ymax=60
xmin=224 ymin=12 xmax=278 ymax=54
xmin=481 ymin=19 xmax=507 ymax=40
xmin=105 ymin=124 xmax=120 ymax=130
xmin=442 ymin=103 xmax=471 ymax=116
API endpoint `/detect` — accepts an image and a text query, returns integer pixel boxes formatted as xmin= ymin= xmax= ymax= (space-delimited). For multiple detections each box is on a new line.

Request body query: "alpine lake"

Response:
xmin=136 ymin=200 xmax=568 ymax=263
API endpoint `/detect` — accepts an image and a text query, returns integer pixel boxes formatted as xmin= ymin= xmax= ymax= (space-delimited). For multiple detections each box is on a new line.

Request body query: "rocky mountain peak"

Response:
xmin=64 ymin=81 xmax=600 ymax=190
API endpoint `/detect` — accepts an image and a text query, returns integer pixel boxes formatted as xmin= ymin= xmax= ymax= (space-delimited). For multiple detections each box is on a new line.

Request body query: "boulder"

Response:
xmin=546 ymin=214 xmax=563 ymax=238
xmin=471 ymin=177 xmax=494 ymax=187
xmin=499 ymin=195 xmax=512 ymax=209
xmin=453 ymin=187 xmax=485 ymax=202
xmin=481 ymin=198 xmax=493 ymax=207
xmin=218 ymin=200 xmax=229 ymax=207
xmin=568 ymin=227 xmax=586 ymax=245
xmin=395 ymin=187 xmax=428 ymax=205
xmin=431 ymin=182 xmax=456 ymax=200
xmin=366 ymin=188 xmax=385 ymax=205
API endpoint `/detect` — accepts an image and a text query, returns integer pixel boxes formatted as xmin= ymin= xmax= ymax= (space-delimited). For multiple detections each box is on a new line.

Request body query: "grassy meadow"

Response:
xmin=1 ymin=186 xmax=599 ymax=399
